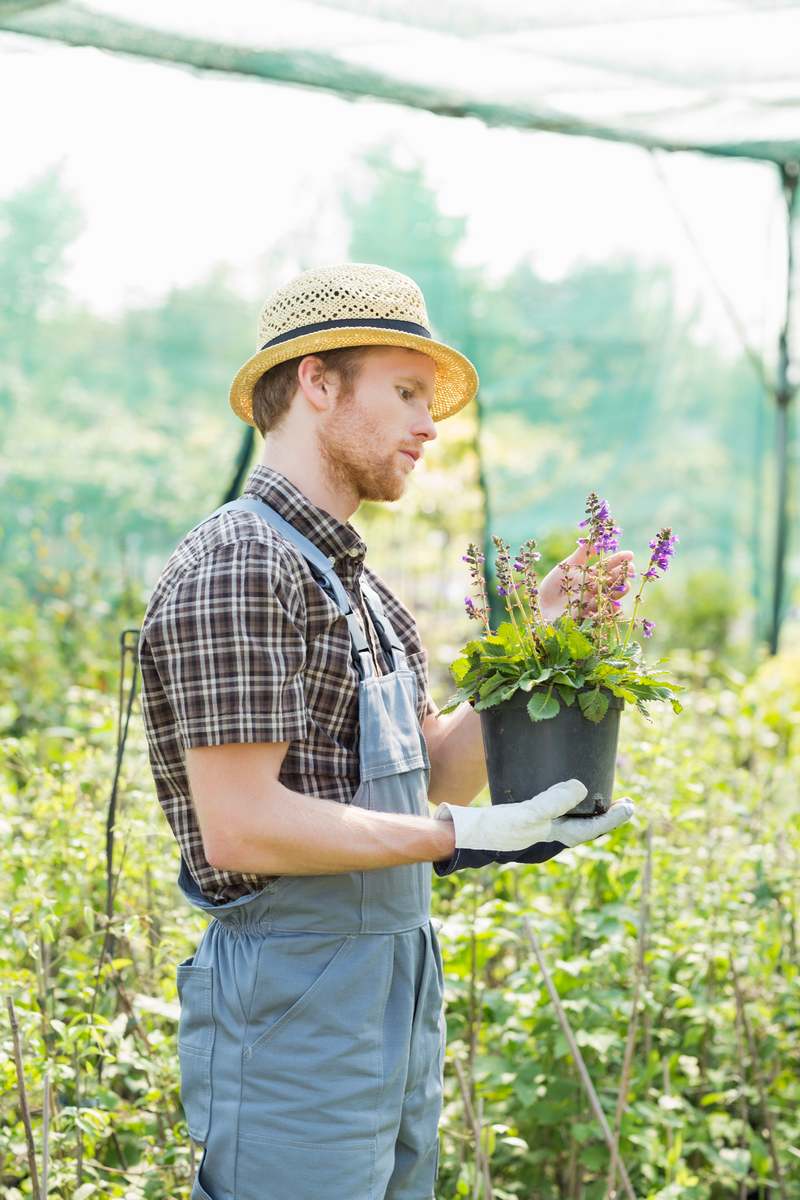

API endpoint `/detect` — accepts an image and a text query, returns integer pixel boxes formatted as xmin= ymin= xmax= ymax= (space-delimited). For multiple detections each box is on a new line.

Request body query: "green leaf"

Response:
xmin=518 ymin=667 xmax=555 ymax=691
xmin=527 ymin=689 xmax=560 ymax=721
xmin=575 ymin=1028 xmax=617 ymax=1055
xmin=450 ymin=656 xmax=472 ymax=685
xmin=717 ymin=1147 xmax=751 ymax=1178
xmin=577 ymin=688 xmax=609 ymax=723
xmin=475 ymin=683 xmax=518 ymax=711
xmin=555 ymin=684 xmax=576 ymax=707
xmin=566 ymin=628 xmax=595 ymax=660
xmin=463 ymin=639 xmax=487 ymax=658
xmin=483 ymin=642 xmax=513 ymax=659
xmin=479 ymin=672 xmax=507 ymax=698
xmin=700 ymin=1092 xmax=729 ymax=1107
xmin=494 ymin=621 xmax=521 ymax=651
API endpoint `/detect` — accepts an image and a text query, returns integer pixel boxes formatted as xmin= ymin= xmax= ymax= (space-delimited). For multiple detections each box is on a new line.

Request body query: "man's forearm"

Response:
xmin=206 ymin=781 xmax=457 ymax=876
xmin=426 ymin=700 xmax=488 ymax=808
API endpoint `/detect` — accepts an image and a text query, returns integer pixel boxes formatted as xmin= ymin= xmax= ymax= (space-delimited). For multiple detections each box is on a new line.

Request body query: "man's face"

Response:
xmin=317 ymin=346 xmax=438 ymax=504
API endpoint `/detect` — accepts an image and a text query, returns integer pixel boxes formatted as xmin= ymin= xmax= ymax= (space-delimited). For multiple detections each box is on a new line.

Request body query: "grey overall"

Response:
xmin=174 ymin=498 xmax=447 ymax=1200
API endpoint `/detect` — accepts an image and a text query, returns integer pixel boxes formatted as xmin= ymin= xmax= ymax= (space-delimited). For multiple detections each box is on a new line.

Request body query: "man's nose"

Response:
xmin=415 ymin=409 xmax=438 ymax=442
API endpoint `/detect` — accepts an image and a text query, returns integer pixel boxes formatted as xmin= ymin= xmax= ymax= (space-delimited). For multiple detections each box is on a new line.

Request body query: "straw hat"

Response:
xmin=229 ymin=262 xmax=479 ymax=425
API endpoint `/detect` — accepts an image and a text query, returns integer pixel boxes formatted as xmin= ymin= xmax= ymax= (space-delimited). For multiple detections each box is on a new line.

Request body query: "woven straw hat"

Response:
xmin=229 ymin=262 xmax=479 ymax=425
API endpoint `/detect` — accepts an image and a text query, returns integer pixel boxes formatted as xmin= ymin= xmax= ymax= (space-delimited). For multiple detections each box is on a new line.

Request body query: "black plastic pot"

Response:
xmin=479 ymin=686 xmax=625 ymax=817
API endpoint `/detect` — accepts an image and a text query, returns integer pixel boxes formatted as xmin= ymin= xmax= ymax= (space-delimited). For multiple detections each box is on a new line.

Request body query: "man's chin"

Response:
xmin=359 ymin=474 xmax=407 ymax=504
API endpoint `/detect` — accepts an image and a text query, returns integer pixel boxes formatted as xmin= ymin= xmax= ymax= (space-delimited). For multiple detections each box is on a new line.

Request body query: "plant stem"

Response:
xmin=453 ymin=1057 xmax=494 ymax=1200
xmin=521 ymin=919 xmax=637 ymax=1200
xmin=6 ymin=995 xmax=41 ymax=1200
xmin=510 ymin=580 xmax=538 ymax=657
xmin=729 ymin=953 xmax=788 ymax=1200
xmin=620 ymin=588 xmax=645 ymax=650
xmin=42 ymin=1065 xmax=49 ymax=1198
xmin=605 ymin=825 xmax=652 ymax=1199
xmin=503 ymin=595 xmax=534 ymax=662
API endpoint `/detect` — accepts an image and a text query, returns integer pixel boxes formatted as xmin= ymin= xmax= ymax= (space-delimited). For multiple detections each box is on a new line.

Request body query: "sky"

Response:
xmin=0 ymin=28 xmax=791 ymax=368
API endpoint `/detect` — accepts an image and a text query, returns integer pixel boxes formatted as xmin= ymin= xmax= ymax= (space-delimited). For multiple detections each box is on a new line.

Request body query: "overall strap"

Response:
xmin=360 ymin=579 xmax=408 ymax=672
xmin=206 ymin=497 xmax=378 ymax=680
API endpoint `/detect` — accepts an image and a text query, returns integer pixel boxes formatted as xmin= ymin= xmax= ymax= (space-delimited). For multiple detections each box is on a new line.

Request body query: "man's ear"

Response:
xmin=297 ymin=354 xmax=335 ymax=414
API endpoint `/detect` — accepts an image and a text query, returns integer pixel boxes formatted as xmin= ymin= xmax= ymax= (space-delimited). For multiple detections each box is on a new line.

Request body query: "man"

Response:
xmin=138 ymin=262 xmax=635 ymax=1200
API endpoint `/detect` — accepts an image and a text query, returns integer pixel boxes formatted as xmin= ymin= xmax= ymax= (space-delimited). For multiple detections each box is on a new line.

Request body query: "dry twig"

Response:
xmin=42 ymin=1065 xmax=50 ymax=1197
xmin=521 ymin=917 xmax=636 ymax=1200
xmin=606 ymin=824 xmax=652 ymax=1198
xmin=453 ymin=1055 xmax=494 ymax=1199
xmin=729 ymin=953 xmax=788 ymax=1200
xmin=6 ymin=995 xmax=42 ymax=1200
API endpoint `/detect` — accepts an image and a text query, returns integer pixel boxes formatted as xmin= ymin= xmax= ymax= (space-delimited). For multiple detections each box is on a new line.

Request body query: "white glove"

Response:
xmin=434 ymin=779 xmax=635 ymax=852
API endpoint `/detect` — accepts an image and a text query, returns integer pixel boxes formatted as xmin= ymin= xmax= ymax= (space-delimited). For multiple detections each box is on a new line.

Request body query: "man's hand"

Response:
xmin=434 ymin=779 xmax=635 ymax=852
xmin=539 ymin=542 xmax=636 ymax=624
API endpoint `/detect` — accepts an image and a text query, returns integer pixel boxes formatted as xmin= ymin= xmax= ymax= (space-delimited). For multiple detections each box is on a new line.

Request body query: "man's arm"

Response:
xmin=186 ymin=741 xmax=456 ymax=875
xmin=422 ymin=699 xmax=488 ymax=809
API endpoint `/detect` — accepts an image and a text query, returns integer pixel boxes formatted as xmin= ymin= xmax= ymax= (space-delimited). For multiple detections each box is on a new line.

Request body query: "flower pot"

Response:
xmin=479 ymin=687 xmax=625 ymax=817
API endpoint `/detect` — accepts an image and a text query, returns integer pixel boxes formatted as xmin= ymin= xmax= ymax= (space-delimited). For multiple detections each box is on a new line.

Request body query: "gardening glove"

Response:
xmin=432 ymin=780 xmax=635 ymax=877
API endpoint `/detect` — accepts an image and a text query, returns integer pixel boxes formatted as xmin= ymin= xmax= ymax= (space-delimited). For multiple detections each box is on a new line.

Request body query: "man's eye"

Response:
xmin=398 ymin=387 xmax=414 ymax=401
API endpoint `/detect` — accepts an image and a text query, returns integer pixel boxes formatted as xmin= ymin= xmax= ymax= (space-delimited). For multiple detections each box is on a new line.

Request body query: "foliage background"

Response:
xmin=1 ymin=150 xmax=798 ymax=1197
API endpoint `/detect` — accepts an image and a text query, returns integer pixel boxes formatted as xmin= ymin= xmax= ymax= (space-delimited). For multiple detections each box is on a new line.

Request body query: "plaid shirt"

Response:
xmin=138 ymin=464 xmax=436 ymax=904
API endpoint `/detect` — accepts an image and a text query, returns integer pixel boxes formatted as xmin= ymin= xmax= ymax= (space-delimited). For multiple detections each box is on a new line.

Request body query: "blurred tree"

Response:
xmin=0 ymin=163 xmax=83 ymax=376
xmin=0 ymin=153 xmax=785 ymax=658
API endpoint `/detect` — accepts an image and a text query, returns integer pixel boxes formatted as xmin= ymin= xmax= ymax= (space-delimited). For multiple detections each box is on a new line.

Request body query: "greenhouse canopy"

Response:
xmin=2 ymin=0 xmax=800 ymax=165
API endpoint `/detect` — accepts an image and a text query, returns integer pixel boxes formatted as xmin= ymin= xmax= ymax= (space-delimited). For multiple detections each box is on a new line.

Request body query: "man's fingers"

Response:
xmin=522 ymin=778 xmax=588 ymax=820
xmin=594 ymin=799 xmax=635 ymax=832
xmin=555 ymin=799 xmax=636 ymax=843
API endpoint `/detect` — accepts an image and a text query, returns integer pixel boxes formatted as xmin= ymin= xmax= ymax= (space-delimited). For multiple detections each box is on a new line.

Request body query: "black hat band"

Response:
xmin=261 ymin=317 xmax=432 ymax=351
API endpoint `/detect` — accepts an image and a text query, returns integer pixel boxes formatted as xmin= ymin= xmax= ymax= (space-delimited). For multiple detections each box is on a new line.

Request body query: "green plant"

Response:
xmin=441 ymin=492 xmax=686 ymax=724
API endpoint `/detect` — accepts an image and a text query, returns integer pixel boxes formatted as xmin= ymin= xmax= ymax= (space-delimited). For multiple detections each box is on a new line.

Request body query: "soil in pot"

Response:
xmin=479 ymin=686 xmax=625 ymax=817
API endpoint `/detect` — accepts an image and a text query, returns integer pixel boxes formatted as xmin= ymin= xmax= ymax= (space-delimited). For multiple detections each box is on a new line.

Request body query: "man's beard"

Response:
xmin=317 ymin=399 xmax=407 ymax=504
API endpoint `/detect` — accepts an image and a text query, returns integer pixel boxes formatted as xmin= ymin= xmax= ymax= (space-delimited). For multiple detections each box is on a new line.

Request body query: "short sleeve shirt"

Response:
xmin=138 ymin=464 xmax=436 ymax=904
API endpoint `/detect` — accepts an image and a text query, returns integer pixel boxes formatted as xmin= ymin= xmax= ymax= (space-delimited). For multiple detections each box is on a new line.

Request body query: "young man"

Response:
xmin=138 ymin=262 xmax=635 ymax=1200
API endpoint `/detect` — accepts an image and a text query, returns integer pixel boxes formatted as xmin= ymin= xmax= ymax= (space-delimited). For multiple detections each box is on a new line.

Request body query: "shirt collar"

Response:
xmin=242 ymin=464 xmax=368 ymax=571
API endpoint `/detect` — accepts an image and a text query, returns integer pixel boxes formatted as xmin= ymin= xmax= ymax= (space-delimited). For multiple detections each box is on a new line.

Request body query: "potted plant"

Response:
xmin=440 ymin=493 xmax=685 ymax=817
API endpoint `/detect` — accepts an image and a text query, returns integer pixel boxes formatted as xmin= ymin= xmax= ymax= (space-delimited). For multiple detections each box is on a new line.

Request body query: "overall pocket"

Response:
xmin=176 ymin=954 xmax=216 ymax=1144
xmin=240 ymin=932 xmax=390 ymax=1149
xmin=243 ymin=933 xmax=356 ymax=1059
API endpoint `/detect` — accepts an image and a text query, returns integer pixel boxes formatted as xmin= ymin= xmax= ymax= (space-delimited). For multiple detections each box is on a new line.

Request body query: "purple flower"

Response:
xmin=579 ymin=493 xmax=623 ymax=557
xmin=642 ymin=618 xmax=655 ymax=637
xmin=594 ymin=527 xmax=621 ymax=554
xmin=644 ymin=529 xmax=678 ymax=579
xmin=497 ymin=585 xmax=509 ymax=597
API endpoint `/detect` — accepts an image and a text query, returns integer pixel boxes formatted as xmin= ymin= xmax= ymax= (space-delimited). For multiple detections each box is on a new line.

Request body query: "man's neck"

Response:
xmin=258 ymin=448 xmax=357 ymax=525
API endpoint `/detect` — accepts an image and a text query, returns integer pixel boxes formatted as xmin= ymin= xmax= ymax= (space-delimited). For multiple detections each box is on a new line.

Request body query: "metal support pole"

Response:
xmin=222 ymin=425 xmax=256 ymax=505
xmin=472 ymin=384 xmax=500 ymax=630
xmin=463 ymin=317 xmax=499 ymax=630
xmin=768 ymin=161 xmax=799 ymax=655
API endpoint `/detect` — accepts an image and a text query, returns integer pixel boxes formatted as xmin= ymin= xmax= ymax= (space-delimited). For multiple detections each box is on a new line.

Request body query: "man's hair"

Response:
xmin=251 ymin=345 xmax=384 ymax=436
